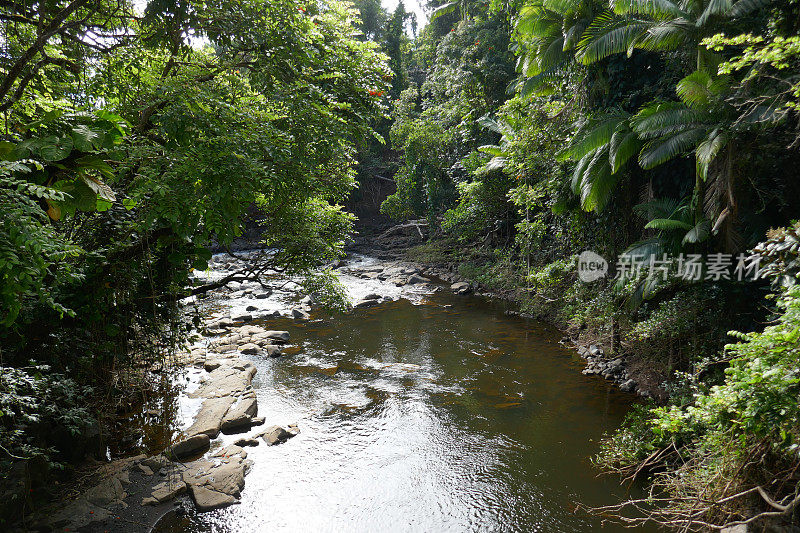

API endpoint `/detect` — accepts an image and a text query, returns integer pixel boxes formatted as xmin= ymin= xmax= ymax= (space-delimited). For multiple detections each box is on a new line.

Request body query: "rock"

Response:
xmin=230 ymin=312 xmax=253 ymax=323
xmin=245 ymin=305 xmax=258 ymax=311
xmin=189 ymin=365 xmax=257 ymax=399
xmin=203 ymin=360 xmax=222 ymax=371
xmin=167 ymin=434 xmax=211 ymax=460
xmin=238 ymin=343 xmax=260 ymax=355
xmin=291 ymin=308 xmax=310 ymax=319
xmin=354 ymin=298 xmax=380 ymax=309
xmin=620 ymin=379 xmax=637 ymax=392
xmin=220 ymin=396 xmax=258 ymax=433
xmin=264 ymin=345 xmax=283 ymax=358
xmin=138 ymin=464 xmax=154 ymax=476
xmin=387 ymin=276 xmax=406 ymax=286
xmin=141 ymin=455 xmax=170 ymax=471
xmin=264 ymin=330 xmax=290 ymax=342
xmin=251 ymin=417 xmax=265 ymax=426
xmin=589 ymin=345 xmax=603 ymax=356
xmin=261 ymin=425 xmax=294 ymax=445
xmin=185 ymin=396 xmax=236 ymax=437
xmin=450 ymin=282 xmax=471 ymax=294
xmin=254 ymin=292 xmax=270 ymax=299
xmin=234 ymin=437 xmax=260 ymax=447
xmin=189 ymin=485 xmax=237 ymax=512
xmin=84 ymin=476 xmax=125 ymax=507
xmin=363 ymin=293 xmax=381 ymax=300
xmin=142 ymin=497 xmax=159 ymax=506
xmin=406 ymin=274 xmax=429 ymax=284
xmin=301 ymin=296 xmax=313 ymax=305
xmin=150 ymin=479 xmax=187 ymax=503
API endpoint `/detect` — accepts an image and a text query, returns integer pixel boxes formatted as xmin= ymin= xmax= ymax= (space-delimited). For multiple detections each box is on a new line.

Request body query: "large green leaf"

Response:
xmin=683 ymin=219 xmax=711 ymax=244
xmin=37 ymin=135 xmax=74 ymax=162
xmin=430 ymin=1 xmax=458 ymax=23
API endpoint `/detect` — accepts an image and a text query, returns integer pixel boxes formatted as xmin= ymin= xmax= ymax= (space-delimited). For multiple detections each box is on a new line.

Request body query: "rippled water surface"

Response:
xmin=157 ymin=271 xmax=655 ymax=533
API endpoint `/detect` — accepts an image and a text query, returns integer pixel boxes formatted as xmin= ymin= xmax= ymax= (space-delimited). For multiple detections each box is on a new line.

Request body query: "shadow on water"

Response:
xmin=154 ymin=290 xmax=659 ymax=533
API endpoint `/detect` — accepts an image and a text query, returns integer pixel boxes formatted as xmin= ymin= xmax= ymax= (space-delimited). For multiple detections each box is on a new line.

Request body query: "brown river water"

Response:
xmin=132 ymin=256 xmax=658 ymax=533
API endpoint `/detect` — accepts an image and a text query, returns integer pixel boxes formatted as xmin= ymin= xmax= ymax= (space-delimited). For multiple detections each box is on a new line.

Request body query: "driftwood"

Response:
xmin=376 ymin=221 xmax=429 ymax=241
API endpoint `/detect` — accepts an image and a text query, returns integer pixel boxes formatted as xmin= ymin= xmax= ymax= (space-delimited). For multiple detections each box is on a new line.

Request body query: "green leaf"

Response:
xmin=645 ymin=218 xmax=693 ymax=231
xmin=38 ymin=135 xmax=74 ymax=162
xmin=430 ymin=1 xmax=458 ymax=23
xmin=683 ymin=219 xmax=711 ymax=244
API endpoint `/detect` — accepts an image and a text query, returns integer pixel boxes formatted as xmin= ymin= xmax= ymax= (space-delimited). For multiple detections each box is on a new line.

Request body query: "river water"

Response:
xmin=151 ymin=256 xmax=655 ymax=533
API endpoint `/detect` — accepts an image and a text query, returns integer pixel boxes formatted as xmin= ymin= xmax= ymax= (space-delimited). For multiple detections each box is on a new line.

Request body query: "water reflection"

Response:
xmin=155 ymin=292 xmax=656 ymax=533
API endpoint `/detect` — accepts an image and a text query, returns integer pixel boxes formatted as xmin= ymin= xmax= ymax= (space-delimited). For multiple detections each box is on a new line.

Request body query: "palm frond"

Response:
xmin=571 ymin=151 xmax=595 ymax=194
xmin=645 ymin=218 xmax=693 ymax=231
xmin=633 ymin=197 xmax=683 ymax=219
xmin=683 ymin=219 xmax=711 ymax=244
xmin=612 ymin=0 xmax=686 ymax=19
xmin=543 ymin=0 xmax=584 ymax=14
xmin=580 ymin=146 xmax=618 ymax=212
xmin=577 ymin=13 xmax=650 ymax=64
xmin=695 ymin=128 xmax=727 ymax=180
xmin=631 ymin=102 xmax=706 ymax=139
xmin=729 ymin=0 xmax=772 ymax=16
xmin=638 ymin=128 xmax=706 ymax=168
xmin=676 ymin=70 xmax=714 ymax=108
xmin=608 ymin=128 xmax=641 ymax=173
xmin=430 ymin=1 xmax=459 ymax=23
xmin=562 ymin=112 xmax=628 ymax=160
xmin=696 ymin=0 xmax=732 ymax=27
xmin=633 ymin=19 xmax=695 ymax=53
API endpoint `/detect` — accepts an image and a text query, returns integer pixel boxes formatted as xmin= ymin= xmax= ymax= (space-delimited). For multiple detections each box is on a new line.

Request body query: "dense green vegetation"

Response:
xmin=356 ymin=0 xmax=800 ymax=529
xmin=0 ymin=0 xmax=388 ymax=522
xmin=2 ymin=0 xmax=800 ymax=529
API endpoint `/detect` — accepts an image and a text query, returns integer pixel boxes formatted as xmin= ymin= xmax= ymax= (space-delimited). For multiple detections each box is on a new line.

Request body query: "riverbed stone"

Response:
xmin=189 ymin=365 xmax=257 ymax=399
xmin=230 ymin=312 xmax=253 ymax=323
xmin=264 ymin=330 xmax=290 ymax=342
xmin=84 ymin=476 xmax=125 ymax=507
xmin=220 ymin=396 xmax=258 ymax=433
xmin=167 ymin=434 xmax=211 ymax=460
xmin=355 ymin=298 xmax=380 ymax=309
xmin=150 ymin=479 xmax=187 ymax=503
xmin=261 ymin=425 xmax=294 ymax=445
xmin=185 ymin=396 xmax=236 ymax=437
xmin=291 ymin=308 xmax=310 ymax=319
xmin=190 ymin=485 xmax=238 ymax=512
xmin=451 ymin=282 xmax=471 ymax=294
xmin=238 ymin=343 xmax=260 ymax=355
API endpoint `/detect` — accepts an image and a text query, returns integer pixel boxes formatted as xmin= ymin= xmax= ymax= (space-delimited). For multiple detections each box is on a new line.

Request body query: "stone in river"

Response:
xmin=238 ymin=343 xmax=260 ymax=355
xmin=450 ymin=282 xmax=471 ymax=294
xmin=261 ymin=425 xmax=294 ymax=445
xmin=230 ymin=312 xmax=253 ymax=323
xmin=291 ymin=308 xmax=310 ymax=319
xmin=264 ymin=330 xmax=290 ymax=341
xmin=167 ymin=434 xmax=211 ymax=460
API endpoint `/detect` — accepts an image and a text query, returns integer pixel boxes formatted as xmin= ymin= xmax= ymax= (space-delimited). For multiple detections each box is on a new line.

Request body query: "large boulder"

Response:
xmin=167 ymin=434 xmax=211 ymax=460
xmin=220 ymin=396 xmax=258 ymax=433
xmin=261 ymin=425 xmax=295 ymax=445
xmin=264 ymin=330 xmax=289 ymax=342
xmin=185 ymin=396 xmax=236 ymax=438
xmin=450 ymin=282 xmax=471 ymax=295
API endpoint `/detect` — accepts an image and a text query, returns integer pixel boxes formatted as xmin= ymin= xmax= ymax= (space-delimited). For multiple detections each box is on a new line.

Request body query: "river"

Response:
xmin=149 ymin=255 xmax=656 ymax=532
